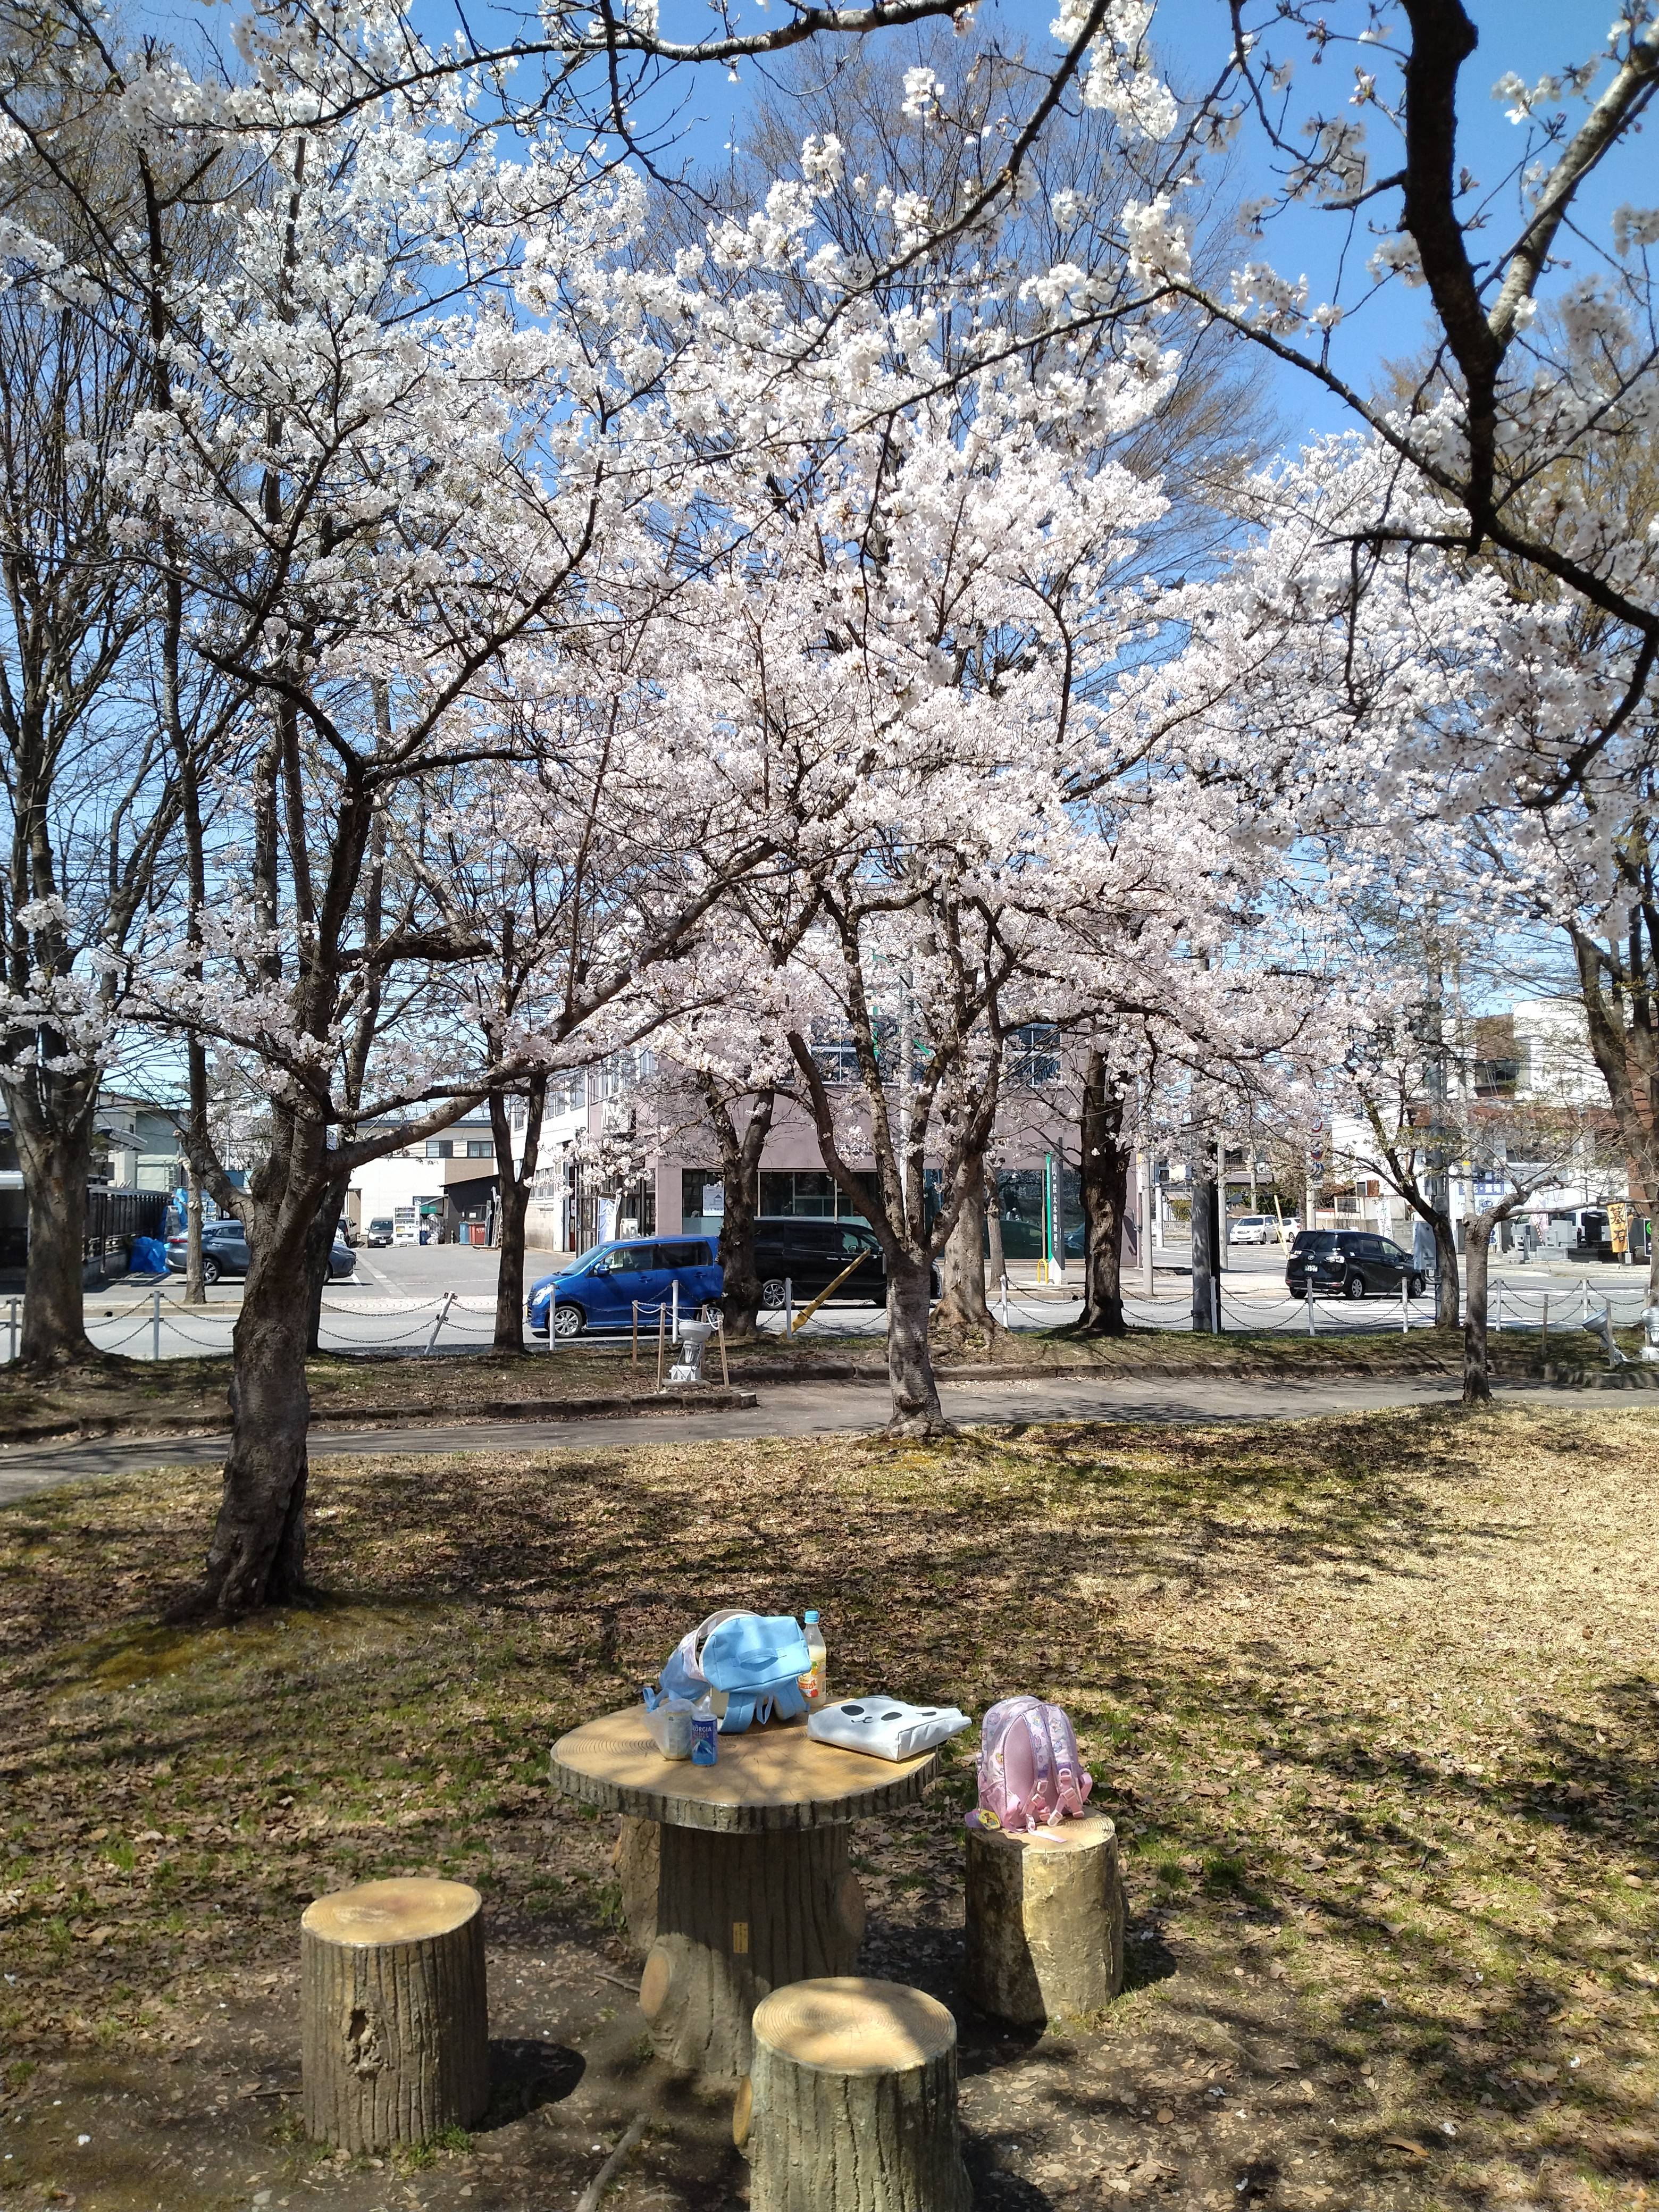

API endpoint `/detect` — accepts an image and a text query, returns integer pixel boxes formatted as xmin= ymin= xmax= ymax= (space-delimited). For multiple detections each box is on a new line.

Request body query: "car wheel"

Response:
xmin=1410 ymin=1272 xmax=1427 ymax=1298
xmin=1344 ymin=1272 xmax=1365 ymax=1300
xmin=551 ymin=1303 xmax=584 ymax=1339
xmin=202 ymin=1256 xmax=221 ymax=1285
xmin=760 ymin=1278 xmax=787 ymax=1310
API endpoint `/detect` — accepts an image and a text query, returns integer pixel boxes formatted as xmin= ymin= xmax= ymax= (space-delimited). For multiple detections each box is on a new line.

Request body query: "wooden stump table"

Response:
xmin=551 ymin=1711 xmax=940 ymax=2080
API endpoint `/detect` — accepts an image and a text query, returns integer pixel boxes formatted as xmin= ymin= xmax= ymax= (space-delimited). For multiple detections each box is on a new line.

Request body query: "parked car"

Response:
xmin=1285 ymin=1228 xmax=1426 ymax=1300
xmin=164 ymin=1221 xmax=358 ymax=1286
xmin=1228 ymin=1213 xmax=1279 ymax=1245
xmin=754 ymin=1218 xmax=893 ymax=1309
xmin=528 ymin=1235 xmax=722 ymax=1339
xmin=365 ymin=1216 xmax=395 ymax=1247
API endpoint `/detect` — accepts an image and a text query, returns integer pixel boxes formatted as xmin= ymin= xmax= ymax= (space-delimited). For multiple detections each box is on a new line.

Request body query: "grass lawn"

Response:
xmin=2 ymin=1404 xmax=1656 ymax=2211
xmin=0 ymin=1318 xmax=1621 ymax=1449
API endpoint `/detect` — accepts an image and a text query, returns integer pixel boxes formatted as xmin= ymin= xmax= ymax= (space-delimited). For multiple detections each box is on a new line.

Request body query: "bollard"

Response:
xmin=1495 ymin=1280 xmax=1503 ymax=1333
xmin=152 ymin=1286 xmax=162 ymax=1361
xmin=1306 ymin=1287 xmax=1315 ymax=1336
xmin=6 ymin=1295 xmax=15 ymax=1363
xmin=632 ymin=1299 xmax=639 ymax=1373
xmin=716 ymin=1310 xmax=730 ymax=1386
xmin=784 ymin=1277 xmax=793 ymax=1338
xmin=1000 ymin=1271 xmax=1010 ymax=1328
xmin=671 ymin=1278 xmax=680 ymax=1345
xmin=1541 ymin=1291 xmax=1549 ymax=1366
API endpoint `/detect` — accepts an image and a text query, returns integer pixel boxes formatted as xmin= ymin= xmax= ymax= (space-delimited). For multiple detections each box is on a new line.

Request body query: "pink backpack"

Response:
xmin=972 ymin=1697 xmax=1093 ymax=1832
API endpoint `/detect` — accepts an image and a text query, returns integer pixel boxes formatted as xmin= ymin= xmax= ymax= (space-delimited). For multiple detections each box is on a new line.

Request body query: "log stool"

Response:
xmin=964 ymin=1811 xmax=1125 ymax=2023
xmin=301 ymin=1878 xmax=488 ymax=2152
xmin=735 ymin=1977 xmax=971 ymax=2212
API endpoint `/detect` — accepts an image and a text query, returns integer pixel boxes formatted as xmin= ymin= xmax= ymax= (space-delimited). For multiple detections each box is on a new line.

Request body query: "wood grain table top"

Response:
xmin=550 ymin=1708 xmax=941 ymax=1833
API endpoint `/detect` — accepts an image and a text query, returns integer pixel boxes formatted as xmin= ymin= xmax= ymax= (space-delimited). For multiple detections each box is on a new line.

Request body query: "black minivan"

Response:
xmin=1286 ymin=1228 xmax=1427 ymax=1301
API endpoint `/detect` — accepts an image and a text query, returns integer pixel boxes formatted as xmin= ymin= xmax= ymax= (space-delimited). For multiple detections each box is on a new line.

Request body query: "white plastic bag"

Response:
xmin=807 ymin=1697 xmax=970 ymax=1762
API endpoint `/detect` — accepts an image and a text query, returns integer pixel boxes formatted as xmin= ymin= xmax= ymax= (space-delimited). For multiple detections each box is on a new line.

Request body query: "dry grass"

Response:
xmin=1 ymin=1404 xmax=1656 ymax=2210
xmin=0 ymin=1319 xmax=1613 ymax=1451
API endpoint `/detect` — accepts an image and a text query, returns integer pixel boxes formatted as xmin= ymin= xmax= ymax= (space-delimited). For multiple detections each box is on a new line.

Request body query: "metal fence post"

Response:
xmin=671 ymin=1278 xmax=680 ymax=1345
xmin=6 ymin=1297 xmax=15 ymax=1363
xmin=1306 ymin=1288 xmax=1315 ymax=1337
xmin=152 ymin=1286 xmax=161 ymax=1362
xmin=1494 ymin=1280 xmax=1503 ymax=1333
xmin=784 ymin=1277 xmax=793 ymax=1338
xmin=1401 ymin=1275 xmax=1409 ymax=1334
xmin=999 ymin=1271 xmax=1010 ymax=1328
xmin=423 ymin=1291 xmax=454 ymax=1355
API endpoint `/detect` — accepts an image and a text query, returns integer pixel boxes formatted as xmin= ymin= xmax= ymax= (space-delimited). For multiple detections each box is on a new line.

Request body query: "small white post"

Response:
xmin=423 ymin=1291 xmax=454 ymax=1355
xmin=1306 ymin=1288 xmax=1315 ymax=1337
xmin=1401 ymin=1274 xmax=1409 ymax=1334
xmin=784 ymin=1277 xmax=794 ymax=1338
xmin=152 ymin=1286 xmax=161 ymax=1362
xmin=999 ymin=1271 xmax=1010 ymax=1327
xmin=671 ymin=1277 xmax=680 ymax=1345
xmin=6 ymin=1296 xmax=15 ymax=1362
xmin=547 ymin=1286 xmax=556 ymax=1346
xmin=1494 ymin=1280 xmax=1503 ymax=1333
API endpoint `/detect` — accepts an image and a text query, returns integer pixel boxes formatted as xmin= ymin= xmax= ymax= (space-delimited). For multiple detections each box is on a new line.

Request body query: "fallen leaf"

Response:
xmin=1381 ymin=2138 xmax=1429 ymax=2160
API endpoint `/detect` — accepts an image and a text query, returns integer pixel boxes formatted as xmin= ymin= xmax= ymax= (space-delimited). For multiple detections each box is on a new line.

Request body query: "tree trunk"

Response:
xmin=886 ymin=1252 xmax=948 ymax=1435
xmin=1075 ymin=1053 xmax=1129 ymax=1337
xmin=931 ymin=1148 xmax=996 ymax=1342
xmin=10 ymin=1103 xmax=95 ymax=1370
xmin=491 ymin=1077 xmax=543 ymax=1354
xmin=303 ymin=1188 xmax=341 ymax=1356
xmin=183 ymin=1162 xmax=206 ymax=1305
xmin=1462 ymin=1213 xmax=1492 ymax=1403
xmin=494 ymin=1163 xmax=530 ymax=1352
xmin=194 ymin=1223 xmax=314 ymax=1618
xmin=1190 ymin=1139 xmax=1220 ymax=1334
xmin=1434 ymin=1214 xmax=1461 ymax=1331
xmin=710 ymin=1084 xmax=774 ymax=1344
xmin=984 ymin=1161 xmax=1005 ymax=1297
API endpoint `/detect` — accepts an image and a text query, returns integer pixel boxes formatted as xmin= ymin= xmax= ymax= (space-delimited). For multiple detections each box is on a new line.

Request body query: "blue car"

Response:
xmin=528 ymin=1235 xmax=722 ymax=1339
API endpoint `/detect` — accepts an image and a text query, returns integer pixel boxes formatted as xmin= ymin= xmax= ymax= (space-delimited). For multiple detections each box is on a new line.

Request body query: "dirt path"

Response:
xmin=0 ymin=1370 xmax=1523 ymax=1506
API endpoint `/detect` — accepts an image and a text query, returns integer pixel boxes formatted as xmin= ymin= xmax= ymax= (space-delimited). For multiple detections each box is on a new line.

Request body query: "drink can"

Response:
xmin=691 ymin=1707 xmax=719 ymax=1765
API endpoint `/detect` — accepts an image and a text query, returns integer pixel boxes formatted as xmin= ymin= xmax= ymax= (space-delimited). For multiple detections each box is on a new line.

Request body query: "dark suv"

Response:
xmin=1286 ymin=1228 xmax=1426 ymax=1301
xmin=755 ymin=1218 xmax=889 ymax=1308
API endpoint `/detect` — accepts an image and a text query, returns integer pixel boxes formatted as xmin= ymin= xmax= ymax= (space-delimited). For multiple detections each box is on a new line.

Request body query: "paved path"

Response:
xmin=0 ymin=1371 xmax=1559 ymax=1508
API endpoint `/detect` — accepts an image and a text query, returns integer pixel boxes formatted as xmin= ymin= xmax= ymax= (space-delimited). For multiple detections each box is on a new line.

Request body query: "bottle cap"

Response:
xmin=805 ymin=1610 xmax=819 ymax=1622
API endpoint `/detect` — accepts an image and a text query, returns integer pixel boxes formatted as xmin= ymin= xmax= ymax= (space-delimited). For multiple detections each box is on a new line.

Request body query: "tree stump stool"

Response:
xmin=964 ymin=1812 xmax=1124 ymax=2023
xmin=736 ymin=1977 xmax=971 ymax=2212
xmin=301 ymin=1878 xmax=488 ymax=2152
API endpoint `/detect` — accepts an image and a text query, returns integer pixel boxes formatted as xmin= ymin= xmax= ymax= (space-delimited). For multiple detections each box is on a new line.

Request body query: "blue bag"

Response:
xmin=651 ymin=1608 xmax=813 ymax=1733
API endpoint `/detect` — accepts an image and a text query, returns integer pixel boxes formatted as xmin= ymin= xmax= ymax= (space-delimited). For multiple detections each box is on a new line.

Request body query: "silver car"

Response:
xmin=1227 ymin=1214 xmax=1278 ymax=1245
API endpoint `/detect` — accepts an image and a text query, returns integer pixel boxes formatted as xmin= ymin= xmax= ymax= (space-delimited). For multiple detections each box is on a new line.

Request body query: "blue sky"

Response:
xmin=659 ymin=0 xmax=1644 ymax=443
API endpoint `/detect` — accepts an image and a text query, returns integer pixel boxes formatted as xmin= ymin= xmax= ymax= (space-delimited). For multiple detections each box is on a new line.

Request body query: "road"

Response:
xmin=0 ymin=1369 xmax=1556 ymax=1509
xmin=3 ymin=1236 xmax=1646 ymax=1369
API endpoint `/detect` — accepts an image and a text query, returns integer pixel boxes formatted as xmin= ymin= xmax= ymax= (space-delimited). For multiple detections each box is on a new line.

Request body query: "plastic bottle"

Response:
xmin=690 ymin=1693 xmax=719 ymax=1765
xmin=800 ymin=1610 xmax=827 ymax=1710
